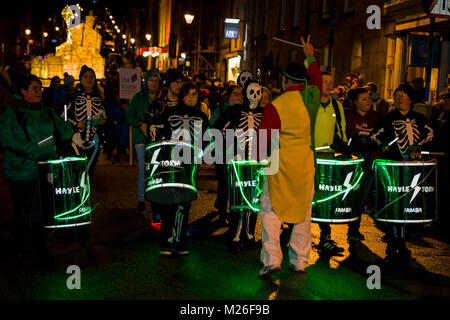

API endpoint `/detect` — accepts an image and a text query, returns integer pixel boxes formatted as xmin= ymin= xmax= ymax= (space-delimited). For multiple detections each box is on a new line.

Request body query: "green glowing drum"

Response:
xmin=374 ymin=159 xmax=437 ymax=224
xmin=38 ymin=157 xmax=91 ymax=229
xmin=144 ymin=141 xmax=199 ymax=204
xmin=228 ymin=160 xmax=268 ymax=212
xmin=312 ymin=156 xmax=365 ymax=223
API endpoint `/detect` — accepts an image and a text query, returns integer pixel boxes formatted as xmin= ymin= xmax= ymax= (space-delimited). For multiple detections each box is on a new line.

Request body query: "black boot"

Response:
xmin=397 ymin=238 xmax=411 ymax=262
xmin=385 ymin=237 xmax=397 ymax=260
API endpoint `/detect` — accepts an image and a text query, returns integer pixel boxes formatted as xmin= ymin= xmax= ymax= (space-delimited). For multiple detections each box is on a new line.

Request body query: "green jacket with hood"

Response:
xmin=125 ymin=89 xmax=156 ymax=145
xmin=0 ymin=96 xmax=74 ymax=180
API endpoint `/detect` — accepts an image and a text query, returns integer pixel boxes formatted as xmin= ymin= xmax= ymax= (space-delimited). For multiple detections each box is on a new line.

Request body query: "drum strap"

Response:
xmin=331 ymin=98 xmax=343 ymax=139
xmin=14 ymin=108 xmax=32 ymax=142
xmin=14 ymin=106 xmax=57 ymax=142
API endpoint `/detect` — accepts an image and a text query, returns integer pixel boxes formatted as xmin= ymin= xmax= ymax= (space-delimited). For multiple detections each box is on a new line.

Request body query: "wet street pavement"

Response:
xmin=0 ymin=151 xmax=449 ymax=300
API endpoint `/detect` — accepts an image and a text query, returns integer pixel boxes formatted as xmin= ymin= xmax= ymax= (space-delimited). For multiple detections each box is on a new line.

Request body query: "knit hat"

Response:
xmin=394 ymin=84 xmax=413 ymax=101
xmin=79 ymin=65 xmax=96 ymax=80
xmin=144 ymin=69 xmax=161 ymax=82
xmin=282 ymin=62 xmax=307 ymax=82
xmin=165 ymin=68 xmax=184 ymax=86
xmin=63 ymin=74 xmax=75 ymax=86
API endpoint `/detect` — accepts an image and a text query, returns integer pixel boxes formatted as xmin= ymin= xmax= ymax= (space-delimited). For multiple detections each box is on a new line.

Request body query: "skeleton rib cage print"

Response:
xmin=64 ymin=91 xmax=106 ymax=151
xmin=370 ymin=110 xmax=434 ymax=160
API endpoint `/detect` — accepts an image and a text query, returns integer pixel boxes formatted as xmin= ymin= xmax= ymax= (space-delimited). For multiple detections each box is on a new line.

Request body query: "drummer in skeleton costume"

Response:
xmin=237 ymin=70 xmax=253 ymax=89
xmin=370 ymin=85 xmax=433 ymax=161
xmin=62 ymin=65 xmax=106 ymax=175
xmin=370 ymin=84 xmax=433 ymax=261
xmin=214 ymin=80 xmax=264 ymax=252
xmin=146 ymin=83 xmax=209 ymax=256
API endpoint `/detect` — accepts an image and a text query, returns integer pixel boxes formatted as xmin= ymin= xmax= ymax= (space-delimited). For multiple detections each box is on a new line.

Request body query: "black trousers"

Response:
xmin=9 ymin=179 xmax=47 ymax=255
xmin=157 ymin=202 xmax=191 ymax=246
xmin=229 ymin=210 xmax=257 ymax=243
xmin=214 ymin=164 xmax=228 ymax=213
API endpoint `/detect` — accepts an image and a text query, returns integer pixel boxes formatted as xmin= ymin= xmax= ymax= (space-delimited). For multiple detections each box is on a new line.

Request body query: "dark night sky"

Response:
xmin=3 ymin=0 xmax=149 ymax=21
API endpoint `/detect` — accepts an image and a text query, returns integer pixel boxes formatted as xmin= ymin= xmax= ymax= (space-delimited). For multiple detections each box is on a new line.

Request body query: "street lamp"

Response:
xmin=122 ymin=34 xmax=126 ymax=40
xmin=43 ymin=32 xmax=48 ymax=37
xmin=55 ymin=26 xmax=60 ymax=31
xmin=130 ymin=38 xmax=135 ymax=44
xmin=184 ymin=14 xmax=194 ymax=24
xmin=146 ymin=33 xmax=151 ymax=41
xmin=25 ymin=29 xmax=31 ymax=56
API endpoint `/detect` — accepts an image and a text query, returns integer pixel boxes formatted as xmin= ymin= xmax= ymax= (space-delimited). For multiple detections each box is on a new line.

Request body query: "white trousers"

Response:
xmin=260 ymin=180 xmax=314 ymax=271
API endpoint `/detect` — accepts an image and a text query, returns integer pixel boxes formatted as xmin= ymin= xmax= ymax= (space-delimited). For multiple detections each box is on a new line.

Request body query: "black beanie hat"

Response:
xmin=282 ymin=62 xmax=308 ymax=82
xmin=79 ymin=65 xmax=96 ymax=81
xmin=165 ymin=68 xmax=184 ymax=86
xmin=394 ymin=84 xmax=413 ymax=101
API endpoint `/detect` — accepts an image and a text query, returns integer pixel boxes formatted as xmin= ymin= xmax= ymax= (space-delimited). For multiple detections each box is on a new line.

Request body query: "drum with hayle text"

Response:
xmin=312 ymin=155 xmax=365 ymax=223
xmin=144 ymin=140 xmax=200 ymax=204
xmin=374 ymin=159 xmax=436 ymax=223
xmin=228 ymin=159 xmax=268 ymax=212
xmin=38 ymin=157 xmax=91 ymax=229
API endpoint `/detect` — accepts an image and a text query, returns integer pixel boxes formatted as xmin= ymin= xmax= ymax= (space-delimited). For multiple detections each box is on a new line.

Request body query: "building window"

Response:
xmin=343 ymin=0 xmax=355 ymax=13
xmin=279 ymin=0 xmax=287 ymax=32
xmin=264 ymin=0 xmax=270 ymax=34
xmin=321 ymin=0 xmax=331 ymax=20
xmin=292 ymin=0 xmax=302 ymax=28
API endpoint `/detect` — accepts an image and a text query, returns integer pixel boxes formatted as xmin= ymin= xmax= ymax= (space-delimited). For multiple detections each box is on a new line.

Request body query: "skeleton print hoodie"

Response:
xmin=370 ymin=109 xmax=433 ymax=160
xmin=63 ymin=84 xmax=106 ymax=152
xmin=159 ymin=103 xmax=209 ymax=147
xmin=214 ymin=80 xmax=264 ymax=160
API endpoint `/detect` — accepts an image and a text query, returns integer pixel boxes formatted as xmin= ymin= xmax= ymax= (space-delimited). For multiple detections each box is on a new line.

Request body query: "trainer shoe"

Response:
xmin=289 ymin=263 xmax=306 ymax=273
xmin=347 ymin=232 xmax=365 ymax=243
xmin=174 ymin=243 xmax=190 ymax=256
xmin=136 ymin=202 xmax=146 ymax=214
xmin=160 ymin=242 xmax=174 ymax=256
xmin=318 ymin=239 xmax=344 ymax=255
xmin=152 ymin=213 xmax=161 ymax=223
xmin=258 ymin=265 xmax=281 ymax=279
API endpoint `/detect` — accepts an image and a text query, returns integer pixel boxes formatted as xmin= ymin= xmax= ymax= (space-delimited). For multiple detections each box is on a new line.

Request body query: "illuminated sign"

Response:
xmin=224 ymin=18 xmax=240 ymax=39
xmin=137 ymin=47 xmax=168 ymax=55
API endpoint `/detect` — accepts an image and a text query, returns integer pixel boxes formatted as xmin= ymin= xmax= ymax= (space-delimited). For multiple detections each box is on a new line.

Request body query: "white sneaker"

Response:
xmin=258 ymin=265 xmax=281 ymax=279
xmin=289 ymin=263 xmax=306 ymax=273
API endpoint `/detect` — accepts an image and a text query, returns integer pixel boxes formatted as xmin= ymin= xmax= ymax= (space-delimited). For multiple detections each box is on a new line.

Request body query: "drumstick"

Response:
xmin=387 ymin=137 xmax=399 ymax=147
xmin=64 ymin=104 xmax=67 ymax=122
xmin=315 ymin=146 xmax=331 ymax=151
xmin=272 ymin=37 xmax=320 ymax=52
xmin=347 ymin=138 xmax=352 ymax=147
xmin=421 ymin=151 xmax=446 ymax=156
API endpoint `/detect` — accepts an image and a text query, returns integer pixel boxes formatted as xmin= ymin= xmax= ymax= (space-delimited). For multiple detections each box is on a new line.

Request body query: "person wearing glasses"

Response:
xmin=0 ymin=75 xmax=73 ymax=261
xmin=370 ymin=84 xmax=434 ymax=261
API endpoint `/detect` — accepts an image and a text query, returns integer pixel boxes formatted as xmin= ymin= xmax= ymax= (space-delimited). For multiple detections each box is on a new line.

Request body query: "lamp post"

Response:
xmin=42 ymin=32 xmax=48 ymax=53
xmin=184 ymin=14 xmax=195 ymax=75
xmin=146 ymin=34 xmax=152 ymax=70
xmin=25 ymin=29 xmax=31 ymax=56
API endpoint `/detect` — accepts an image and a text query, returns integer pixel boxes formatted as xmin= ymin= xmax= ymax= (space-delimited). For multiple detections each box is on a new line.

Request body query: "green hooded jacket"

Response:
xmin=125 ymin=89 xmax=154 ymax=145
xmin=0 ymin=97 xmax=74 ymax=180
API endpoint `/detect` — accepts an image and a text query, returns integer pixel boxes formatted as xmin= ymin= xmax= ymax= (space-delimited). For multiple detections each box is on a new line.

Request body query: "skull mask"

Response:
xmin=245 ymin=82 xmax=262 ymax=110
xmin=238 ymin=70 xmax=253 ymax=88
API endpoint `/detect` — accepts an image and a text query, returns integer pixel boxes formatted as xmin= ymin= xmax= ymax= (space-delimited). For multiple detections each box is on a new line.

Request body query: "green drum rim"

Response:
xmin=311 ymin=217 xmax=360 ymax=223
xmin=44 ymin=221 xmax=91 ymax=229
xmin=316 ymin=158 xmax=364 ymax=165
xmin=38 ymin=156 xmax=88 ymax=165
